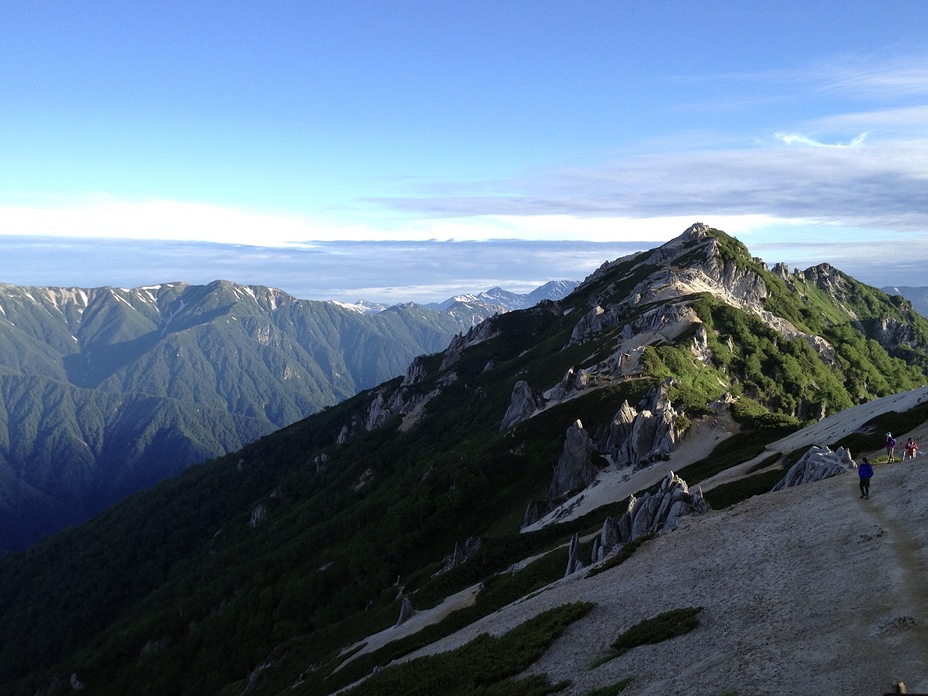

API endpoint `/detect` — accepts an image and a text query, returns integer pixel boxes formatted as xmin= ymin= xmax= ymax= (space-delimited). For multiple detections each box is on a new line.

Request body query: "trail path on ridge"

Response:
xmin=401 ymin=457 xmax=928 ymax=695
xmin=854 ymin=459 xmax=928 ymax=663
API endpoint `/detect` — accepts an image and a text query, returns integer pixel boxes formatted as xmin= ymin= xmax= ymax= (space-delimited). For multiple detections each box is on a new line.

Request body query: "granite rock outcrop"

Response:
xmin=772 ymin=445 xmax=856 ymax=491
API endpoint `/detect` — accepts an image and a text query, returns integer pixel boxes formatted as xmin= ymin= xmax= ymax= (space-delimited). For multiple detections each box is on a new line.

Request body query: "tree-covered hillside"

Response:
xmin=0 ymin=279 xmax=533 ymax=552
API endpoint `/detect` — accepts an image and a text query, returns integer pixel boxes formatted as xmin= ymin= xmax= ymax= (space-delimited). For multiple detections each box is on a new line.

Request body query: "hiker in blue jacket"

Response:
xmin=859 ymin=457 xmax=874 ymax=499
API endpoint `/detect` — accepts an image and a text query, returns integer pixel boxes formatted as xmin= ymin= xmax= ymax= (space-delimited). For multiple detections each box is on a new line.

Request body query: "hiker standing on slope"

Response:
xmin=905 ymin=437 xmax=919 ymax=460
xmin=859 ymin=457 xmax=874 ymax=499
xmin=886 ymin=432 xmax=897 ymax=462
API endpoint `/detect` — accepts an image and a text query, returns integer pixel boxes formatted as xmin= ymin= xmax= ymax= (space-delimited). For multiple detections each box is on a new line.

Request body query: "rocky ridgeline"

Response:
xmin=776 ymin=261 xmax=920 ymax=360
xmin=340 ymin=222 xmax=852 ymax=457
xmin=499 ymin=227 xmax=747 ymax=435
xmin=571 ymin=223 xmax=770 ymax=340
xmin=566 ymin=223 xmax=867 ymax=389
xmin=439 ymin=317 xmax=500 ymax=371
xmin=565 ymin=472 xmax=709 ymax=576
xmin=336 ymin=349 xmax=465 ymax=443
xmin=333 ymin=222 xmax=899 ymax=537
xmin=337 ymin=300 xmax=564 ymax=443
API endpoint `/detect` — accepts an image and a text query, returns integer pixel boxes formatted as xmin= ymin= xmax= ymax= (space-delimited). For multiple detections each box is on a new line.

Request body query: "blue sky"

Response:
xmin=1 ymin=2 xmax=927 ymax=303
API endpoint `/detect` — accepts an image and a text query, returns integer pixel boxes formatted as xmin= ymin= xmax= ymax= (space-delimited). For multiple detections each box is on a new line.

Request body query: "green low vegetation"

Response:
xmin=682 ymin=429 xmax=794 ymax=484
xmin=703 ymin=468 xmax=788 ymax=509
xmin=593 ymin=607 xmax=703 ymax=667
xmin=336 ymin=602 xmax=594 ymax=696
xmin=830 ymin=401 xmax=928 ymax=456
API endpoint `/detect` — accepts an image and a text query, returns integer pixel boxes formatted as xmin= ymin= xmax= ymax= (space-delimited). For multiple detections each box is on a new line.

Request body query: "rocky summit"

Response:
xmin=3 ymin=224 xmax=928 ymax=695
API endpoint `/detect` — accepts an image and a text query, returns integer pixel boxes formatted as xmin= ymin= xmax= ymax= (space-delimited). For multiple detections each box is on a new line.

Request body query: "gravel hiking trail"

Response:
xmin=854 ymin=462 xmax=928 ymax=686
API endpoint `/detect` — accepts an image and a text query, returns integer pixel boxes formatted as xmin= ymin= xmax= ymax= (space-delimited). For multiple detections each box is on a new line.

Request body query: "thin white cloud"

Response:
xmin=696 ymin=54 xmax=928 ymax=102
xmin=0 ymin=196 xmax=429 ymax=246
xmin=373 ymin=135 xmax=928 ymax=234
xmin=817 ymin=55 xmax=928 ymax=98
xmin=809 ymin=105 xmax=928 ymax=138
xmin=774 ymin=132 xmax=868 ymax=148
xmin=0 ymin=195 xmax=770 ymax=246
xmin=363 ymin=53 xmax=928 ymax=234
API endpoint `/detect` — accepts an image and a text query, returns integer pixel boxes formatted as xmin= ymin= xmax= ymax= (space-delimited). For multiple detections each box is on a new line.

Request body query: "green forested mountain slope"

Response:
xmin=0 ymin=280 xmax=506 ymax=552
xmin=1 ymin=225 xmax=927 ymax=695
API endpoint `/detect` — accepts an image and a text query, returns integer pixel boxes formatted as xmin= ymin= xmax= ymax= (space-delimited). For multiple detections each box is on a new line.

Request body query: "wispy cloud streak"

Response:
xmin=774 ymin=133 xmax=868 ymax=148
xmin=374 ymin=136 xmax=928 ymax=232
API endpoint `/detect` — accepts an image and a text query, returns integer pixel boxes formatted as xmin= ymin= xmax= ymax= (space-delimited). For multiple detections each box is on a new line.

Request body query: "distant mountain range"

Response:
xmin=0 ymin=278 xmax=576 ymax=552
xmin=329 ymin=280 xmax=579 ymax=315
xmin=3 ymin=225 xmax=928 ymax=694
xmin=428 ymin=281 xmax=580 ymax=313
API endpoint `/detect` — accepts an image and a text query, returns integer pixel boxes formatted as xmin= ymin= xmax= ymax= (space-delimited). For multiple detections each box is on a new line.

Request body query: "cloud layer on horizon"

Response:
xmin=0 ymin=231 xmax=919 ymax=307
xmin=0 ymin=237 xmax=651 ymax=304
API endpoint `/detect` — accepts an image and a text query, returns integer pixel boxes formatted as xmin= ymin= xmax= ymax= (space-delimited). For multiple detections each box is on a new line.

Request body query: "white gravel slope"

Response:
xmin=404 ymin=459 xmax=928 ymax=695
xmin=394 ymin=387 xmax=928 ymax=695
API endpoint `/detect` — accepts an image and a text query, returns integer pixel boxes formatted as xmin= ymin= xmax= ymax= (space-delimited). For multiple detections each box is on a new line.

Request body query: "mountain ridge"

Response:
xmin=0 ymin=278 xmax=576 ymax=552
xmin=3 ymin=224 xmax=928 ymax=694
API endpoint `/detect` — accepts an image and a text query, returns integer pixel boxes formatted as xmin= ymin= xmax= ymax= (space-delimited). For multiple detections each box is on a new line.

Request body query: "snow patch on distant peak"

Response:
xmin=331 ymin=300 xmax=387 ymax=315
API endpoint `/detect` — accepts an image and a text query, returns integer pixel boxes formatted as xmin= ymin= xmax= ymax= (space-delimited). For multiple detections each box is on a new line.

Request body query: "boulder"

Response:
xmin=566 ymin=473 xmax=709 ymax=576
xmin=772 ymin=445 xmax=855 ymax=491
xmin=548 ymin=420 xmax=598 ymax=501
xmin=564 ymin=533 xmax=585 ymax=577
xmin=364 ymin=393 xmax=390 ymax=431
xmin=249 ymin=504 xmax=267 ymax=529
xmin=691 ymin=325 xmax=713 ymax=363
xmin=599 ymin=382 xmax=681 ymax=469
xmin=569 ymin=305 xmax=606 ymax=343
xmin=613 ymin=472 xmax=707 ymax=549
xmin=597 ymin=516 xmax=620 ymax=563
xmin=500 ymin=380 xmax=546 ymax=431
xmin=394 ymin=597 xmax=415 ymax=628
xmin=522 ymin=499 xmax=553 ymax=529
xmin=438 ymin=536 xmax=484 ymax=573
xmin=543 ymin=366 xmax=593 ymax=403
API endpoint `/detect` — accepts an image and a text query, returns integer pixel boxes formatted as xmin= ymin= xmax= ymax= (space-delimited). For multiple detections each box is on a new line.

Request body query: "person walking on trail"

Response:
xmin=905 ymin=437 xmax=919 ymax=460
xmin=886 ymin=432 xmax=897 ymax=462
xmin=859 ymin=457 xmax=874 ymax=499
